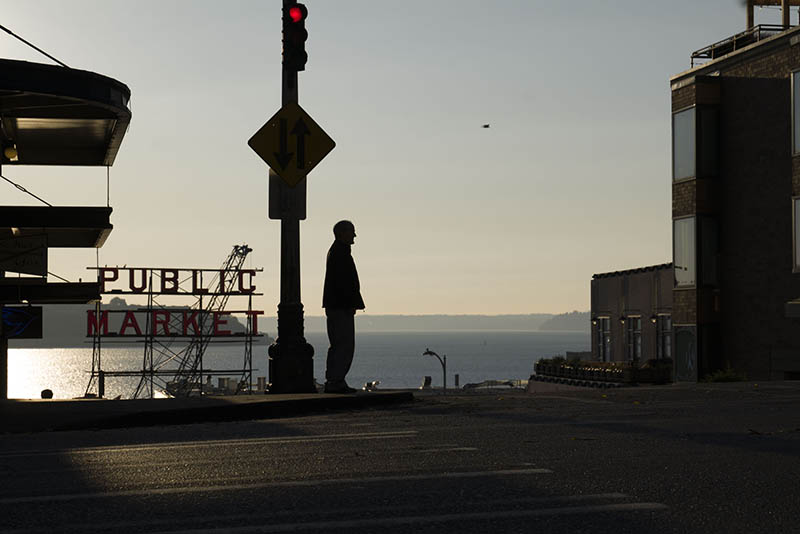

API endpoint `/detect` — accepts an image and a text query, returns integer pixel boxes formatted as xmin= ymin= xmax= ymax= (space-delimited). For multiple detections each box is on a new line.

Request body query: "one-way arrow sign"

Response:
xmin=248 ymin=101 xmax=335 ymax=187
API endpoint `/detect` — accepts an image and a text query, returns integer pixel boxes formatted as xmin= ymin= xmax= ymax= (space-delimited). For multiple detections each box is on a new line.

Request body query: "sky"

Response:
xmin=0 ymin=0 xmax=789 ymax=315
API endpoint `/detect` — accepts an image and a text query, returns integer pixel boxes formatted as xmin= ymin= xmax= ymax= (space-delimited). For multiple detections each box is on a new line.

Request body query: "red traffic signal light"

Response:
xmin=288 ymin=5 xmax=306 ymax=23
xmin=283 ymin=3 xmax=308 ymax=71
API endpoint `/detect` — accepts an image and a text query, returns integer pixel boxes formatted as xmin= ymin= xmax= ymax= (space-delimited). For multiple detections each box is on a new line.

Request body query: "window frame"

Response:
xmin=625 ymin=316 xmax=642 ymax=362
xmin=656 ymin=314 xmax=672 ymax=360
xmin=672 ymin=105 xmax=697 ymax=182
xmin=674 ymin=215 xmax=697 ymax=288
xmin=595 ymin=316 xmax=611 ymax=362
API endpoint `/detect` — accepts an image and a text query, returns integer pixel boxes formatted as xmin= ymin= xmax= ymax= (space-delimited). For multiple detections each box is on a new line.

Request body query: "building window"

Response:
xmin=656 ymin=315 xmax=672 ymax=360
xmin=626 ymin=316 xmax=642 ymax=362
xmin=596 ymin=317 xmax=611 ymax=362
xmin=794 ymin=197 xmax=800 ymax=271
xmin=674 ymin=217 xmax=696 ymax=287
xmin=673 ymin=107 xmax=696 ymax=181
xmin=793 ymin=71 xmax=800 ymax=154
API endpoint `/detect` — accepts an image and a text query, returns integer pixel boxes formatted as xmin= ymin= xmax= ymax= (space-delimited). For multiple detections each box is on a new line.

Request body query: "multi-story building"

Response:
xmin=670 ymin=7 xmax=800 ymax=380
xmin=591 ymin=264 xmax=673 ymax=365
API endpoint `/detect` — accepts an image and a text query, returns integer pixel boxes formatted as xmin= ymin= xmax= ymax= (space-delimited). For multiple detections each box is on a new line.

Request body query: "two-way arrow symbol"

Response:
xmin=273 ymin=118 xmax=293 ymax=171
xmin=291 ymin=118 xmax=310 ymax=170
xmin=273 ymin=118 xmax=311 ymax=171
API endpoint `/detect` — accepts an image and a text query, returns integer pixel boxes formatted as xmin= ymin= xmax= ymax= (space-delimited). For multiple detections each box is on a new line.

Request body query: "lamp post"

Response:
xmin=423 ymin=348 xmax=446 ymax=392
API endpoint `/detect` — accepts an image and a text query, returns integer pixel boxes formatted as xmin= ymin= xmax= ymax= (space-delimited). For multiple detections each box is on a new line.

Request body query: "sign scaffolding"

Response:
xmin=84 ymin=245 xmax=265 ymax=399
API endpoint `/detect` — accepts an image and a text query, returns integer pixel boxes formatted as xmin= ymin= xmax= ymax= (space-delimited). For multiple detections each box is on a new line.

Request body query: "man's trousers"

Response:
xmin=325 ymin=308 xmax=355 ymax=386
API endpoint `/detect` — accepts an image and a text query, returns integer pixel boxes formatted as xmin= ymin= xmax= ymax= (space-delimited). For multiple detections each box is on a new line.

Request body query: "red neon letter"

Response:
xmin=183 ymin=310 xmax=200 ymax=336
xmin=245 ymin=310 xmax=264 ymax=333
xmin=99 ymin=268 xmax=118 ymax=293
xmin=152 ymin=310 xmax=171 ymax=336
xmin=238 ymin=270 xmax=257 ymax=294
xmin=213 ymin=312 xmax=231 ymax=335
xmin=87 ymin=310 xmax=109 ymax=336
xmin=192 ymin=270 xmax=209 ymax=294
xmin=129 ymin=268 xmax=147 ymax=293
xmin=119 ymin=311 xmax=143 ymax=336
xmin=161 ymin=269 xmax=179 ymax=293
xmin=219 ymin=270 xmax=226 ymax=294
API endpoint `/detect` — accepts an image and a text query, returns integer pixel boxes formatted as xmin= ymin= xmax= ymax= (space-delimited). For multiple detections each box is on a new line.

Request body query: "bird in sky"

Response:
xmin=482 ymin=124 xmax=490 ymax=128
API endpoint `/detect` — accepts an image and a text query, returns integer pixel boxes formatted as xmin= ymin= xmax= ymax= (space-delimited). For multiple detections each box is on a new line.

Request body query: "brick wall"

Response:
xmin=673 ymin=180 xmax=696 ymax=218
xmin=672 ymin=289 xmax=696 ymax=325
xmin=722 ymin=44 xmax=800 ymax=79
xmin=672 ymin=85 xmax=695 ymax=112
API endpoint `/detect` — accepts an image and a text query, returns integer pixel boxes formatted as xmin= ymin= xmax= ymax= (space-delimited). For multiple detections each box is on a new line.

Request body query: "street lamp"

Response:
xmin=423 ymin=348 xmax=446 ymax=392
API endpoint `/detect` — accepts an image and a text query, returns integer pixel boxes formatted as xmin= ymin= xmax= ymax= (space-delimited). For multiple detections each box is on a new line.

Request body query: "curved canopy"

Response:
xmin=0 ymin=58 xmax=131 ymax=166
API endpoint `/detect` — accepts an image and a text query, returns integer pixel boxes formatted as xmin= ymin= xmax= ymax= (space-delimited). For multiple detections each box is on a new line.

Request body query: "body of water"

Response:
xmin=8 ymin=330 xmax=589 ymax=399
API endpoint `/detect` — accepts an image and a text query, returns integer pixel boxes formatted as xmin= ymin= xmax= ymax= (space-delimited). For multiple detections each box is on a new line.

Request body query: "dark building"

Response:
xmin=590 ymin=264 xmax=673 ymax=365
xmin=0 ymin=58 xmax=131 ymax=398
xmin=670 ymin=9 xmax=800 ymax=380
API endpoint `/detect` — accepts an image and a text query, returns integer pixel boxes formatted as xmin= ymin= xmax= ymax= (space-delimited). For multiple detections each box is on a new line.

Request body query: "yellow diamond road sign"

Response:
xmin=248 ymin=101 xmax=336 ymax=187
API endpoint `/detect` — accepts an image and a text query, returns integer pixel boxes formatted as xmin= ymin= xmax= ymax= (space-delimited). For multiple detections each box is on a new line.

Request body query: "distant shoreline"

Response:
xmin=9 ymin=330 xmax=588 ymax=349
xmin=10 ymin=305 xmax=589 ymax=348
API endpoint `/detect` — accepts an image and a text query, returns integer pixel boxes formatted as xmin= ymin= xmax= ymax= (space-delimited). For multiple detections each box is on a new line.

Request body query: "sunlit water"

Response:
xmin=8 ymin=331 xmax=589 ymax=399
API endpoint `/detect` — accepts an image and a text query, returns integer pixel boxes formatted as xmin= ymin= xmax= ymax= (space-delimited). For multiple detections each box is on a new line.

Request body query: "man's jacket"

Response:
xmin=322 ymin=240 xmax=365 ymax=310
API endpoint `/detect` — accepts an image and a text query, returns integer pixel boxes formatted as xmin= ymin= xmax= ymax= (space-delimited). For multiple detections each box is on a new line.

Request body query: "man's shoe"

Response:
xmin=324 ymin=383 xmax=357 ymax=394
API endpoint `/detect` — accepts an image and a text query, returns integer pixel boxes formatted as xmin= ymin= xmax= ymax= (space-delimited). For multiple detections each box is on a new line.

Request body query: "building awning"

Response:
xmin=0 ymin=58 xmax=131 ymax=166
xmin=0 ymin=280 xmax=100 ymax=304
xmin=0 ymin=206 xmax=112 ymax=248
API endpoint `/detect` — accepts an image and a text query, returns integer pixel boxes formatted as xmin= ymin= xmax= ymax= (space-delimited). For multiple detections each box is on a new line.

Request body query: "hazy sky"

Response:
xmin=0 ymin=1 xmax=787 ymax=315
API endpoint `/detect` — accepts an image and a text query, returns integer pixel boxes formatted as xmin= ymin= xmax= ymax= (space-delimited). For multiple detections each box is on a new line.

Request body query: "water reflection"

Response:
xmin=8 ymin=348 xmax=91 ymax=399
xmin=7 ymin=332 xmax=590 ymax=399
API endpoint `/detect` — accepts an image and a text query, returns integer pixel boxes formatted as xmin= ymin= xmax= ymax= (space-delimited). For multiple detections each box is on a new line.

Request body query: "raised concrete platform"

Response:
xmin=0 ymin=391 xmax=414 ymax=434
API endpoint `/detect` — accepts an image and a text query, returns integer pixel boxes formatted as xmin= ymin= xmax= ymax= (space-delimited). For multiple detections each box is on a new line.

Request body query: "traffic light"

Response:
xmin=283 ymin=3 xmax=308 ymax=71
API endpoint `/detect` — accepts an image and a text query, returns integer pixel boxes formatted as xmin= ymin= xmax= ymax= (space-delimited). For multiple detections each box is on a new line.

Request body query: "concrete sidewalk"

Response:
xmin=0 ymin=391 xmax=414 ymax=434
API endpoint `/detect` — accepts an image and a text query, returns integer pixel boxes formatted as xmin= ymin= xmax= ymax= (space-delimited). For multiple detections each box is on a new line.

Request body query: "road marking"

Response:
xmin=0 ymin=468 xmax=552 ymax=505
xmin=414 ymin=446 xmax=478 ymax=453
xmin=10 ymin=443 xmax=477 ymax=475
xmin=141 ymin=503 xmax=669 ymax=534
xmin=0 ymin=431 xmax=419 ymax=459
xmin=0 ymin=493 xmax=652 ymax=533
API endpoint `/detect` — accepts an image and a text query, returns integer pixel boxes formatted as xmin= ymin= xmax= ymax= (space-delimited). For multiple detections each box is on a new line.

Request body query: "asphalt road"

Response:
xmin=1 ymin=382 xmax=799 ymax=533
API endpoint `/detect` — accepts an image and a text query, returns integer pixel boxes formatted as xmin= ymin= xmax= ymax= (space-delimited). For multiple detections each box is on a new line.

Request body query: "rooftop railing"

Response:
xmin=690 ymin=24 xmax=793 ymax=67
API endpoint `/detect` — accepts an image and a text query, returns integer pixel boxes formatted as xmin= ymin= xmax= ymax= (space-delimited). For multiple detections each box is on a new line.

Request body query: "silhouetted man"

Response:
xmin=322 ymin=220 xmax=365 ymax=393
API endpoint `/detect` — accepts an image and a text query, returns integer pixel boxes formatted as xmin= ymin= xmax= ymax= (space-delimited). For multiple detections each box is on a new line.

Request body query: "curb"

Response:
xmin=0 ymin=391 xmax=415 ymax=434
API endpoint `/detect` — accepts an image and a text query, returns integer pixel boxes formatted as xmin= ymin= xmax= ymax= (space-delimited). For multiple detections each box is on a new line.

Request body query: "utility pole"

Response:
xmin=266 ymin=0 xmax=315 ymax=393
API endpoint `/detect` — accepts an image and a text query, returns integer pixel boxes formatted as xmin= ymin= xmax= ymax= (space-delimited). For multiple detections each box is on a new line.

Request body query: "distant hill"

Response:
xmin=537 ymin=311 xmax=590 ymax=332
xmin=10 ymin=305 xmax=575 ymax=347
xmin=268 ymin=314 xmax=555 ymax=333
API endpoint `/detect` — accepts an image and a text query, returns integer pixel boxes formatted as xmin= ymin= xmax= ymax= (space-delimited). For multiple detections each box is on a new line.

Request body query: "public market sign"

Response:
xmin=86 ymin=266 xmax=264 ymax=338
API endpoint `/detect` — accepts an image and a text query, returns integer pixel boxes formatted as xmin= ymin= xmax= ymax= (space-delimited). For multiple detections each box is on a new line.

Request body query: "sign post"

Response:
xmin=247 ymin=1 xmax=335 ymax=393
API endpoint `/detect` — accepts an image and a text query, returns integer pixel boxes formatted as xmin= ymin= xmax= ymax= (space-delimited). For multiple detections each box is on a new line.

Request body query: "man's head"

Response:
xmin=333 ymin=220 xmax=356 ymax=245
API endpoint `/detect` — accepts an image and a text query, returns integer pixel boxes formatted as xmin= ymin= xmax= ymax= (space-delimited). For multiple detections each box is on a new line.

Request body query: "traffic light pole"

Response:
xmin=267 ymin=0 xmax=315 ymax=394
